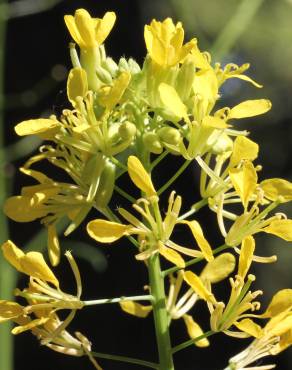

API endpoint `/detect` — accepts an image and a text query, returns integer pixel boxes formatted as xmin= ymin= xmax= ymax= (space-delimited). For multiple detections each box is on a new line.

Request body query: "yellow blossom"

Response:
xmin=87 ymin=156 xmax=213 ymax=268
xmin=4 ymin=168 xmax=90 ymax=265
xmin=1 ymin=242 xmax=83 ymax=339
xmin=144 ymin=18 xmax=196 ymax=67
xmin=64 ymin=9 xmax=116 ymax=49
xmin=227 ymin=290 xmax=292 ymax=370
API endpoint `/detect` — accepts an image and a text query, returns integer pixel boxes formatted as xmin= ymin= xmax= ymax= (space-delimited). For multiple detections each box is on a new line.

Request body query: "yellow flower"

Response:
xmin=1 ymin=241 xmax=83 ymax=339
xmin=225 ymin=162 xmax=292 ymax=247
xmin=206 ymin=242 xmax=263 ymax=337
xmin=87 ymin=156 xmax=213 ymax=268
xmin=4 ymin=168 xmax=90 ymax=265
xmin=227 ymin=290 xmax=292 ymax=370
xmin=144 ymin=18 xmax=196 ymax=67
xmin=120 ymin=253 xmax=235 ymax=347
xmin=64 ymin=9 xmax=116 ymax=49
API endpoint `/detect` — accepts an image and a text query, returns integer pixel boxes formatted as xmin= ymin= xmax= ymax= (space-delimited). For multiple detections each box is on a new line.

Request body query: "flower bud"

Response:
xmin=142 ymin=132 xmax=163 ymax=154
xmin=95 ymin=66 xmax=113 ymax=84
xmin=157 ymin=126 xmax=181 ymax=146
xmin=118 ymin=121 xmax=136 ymax=140
xmin=103 ymin=57 xmax=119 ymax=76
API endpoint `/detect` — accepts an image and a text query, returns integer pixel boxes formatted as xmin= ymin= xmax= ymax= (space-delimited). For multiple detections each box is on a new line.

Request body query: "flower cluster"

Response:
xmin=2 ymin=7 xmax=292 ymax=370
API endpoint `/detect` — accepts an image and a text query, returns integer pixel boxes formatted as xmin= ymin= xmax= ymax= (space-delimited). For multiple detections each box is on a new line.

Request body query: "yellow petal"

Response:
xmin=64 ymin=14 xmax=82 ymax=46
xmin=263 ymin=219 xmax=292 ymax=241
xmin=227 ymin=74 xmax=263 ymax=88
xmin=0 ymin=300 xmax=24 ymax=323
xmin=158 ymin=83 xmax=187 ymax=119
xmin=21 ymin=251 xmax=59 ymax=286
xmin=94 ymin=12 xmax=116 ymax=45
xmin=67 ymin=67 xmax=88 ymax=106
xmin=12 ymin=317 xmax=50 ymax=335
xmin=193 ymin=69 xmax=218 ymax=107
xmin=179 ymin=220 xmax=213 ymax=262
xmin=99 ymin=72 xmax=131 ymax=109
xmin=47 ymin=224 xmax=60 ymax=267
xmin=2 ymin=240 xmax=25 ymax=271
xmin=238 ymin=236 xmax=255 ymax=280
xmin=87 ymin=219 xmax=132 ymax=243
xmin=270 ymin=314 xmax=292 ymax=337
xmin=14 ymin=118 xmax=60 ymax=139
xmin=2 ymin=240 xmax=59 ymax=286
xmin=229 ymin=136 xmax=259 ymax=167
xmin=200 ymin=253 xmax=236 ymax=283
xmin=159 ymin=244 xmax=185 ymax=268
xmin=190 ymin=43 xmax=210 ymax=69
xmin=260 ymin=178 xmax=292 ymax=203
xmin=183 ymin=271 xmax=216 ymax=303
xmin=4 ymin=195 xmax=45 ymax=222
xmin=229 ymin=161 xmax=257 ymax=209
xmin=127 ymin=156 xmax=156 ymax=197
xmin=263 ymin=289 xmax=292 ymax=318
xmin=278 ymin=329 xmax=292 ymax=353
xmin=119 ymin=301 xmax=152 ymax=318
xmin=74 ymin=9 xmax=96 ymax=48
xmin=202 ymin=115 xmax=227 ymax=128
xmin=229 ymin=99 xmax=272 ymax=119
xmin=183 ymin=314 xmax=210 ymax=347
xmin=235 ymin=318 xmax=262 ymax=338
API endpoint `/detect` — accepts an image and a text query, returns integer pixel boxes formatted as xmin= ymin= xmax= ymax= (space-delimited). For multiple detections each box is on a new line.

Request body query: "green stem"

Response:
xmin=91 ymin=351 xmax=159 ymax=369
xmin=157 ymin=160 xmax=191 ymax=196
xmin=0 ymin=3 xmax=14 ymax=370
xmin=178 ymin=198 xmax=209 ymax=220
xmin=172 ymin=330 xmax=215 ymax=354
xmin=210 ymin=0 xmax=265 ymax=60
xmin=162 ymin=244 xmax=230 ymax=277
xmin=84 ymin=294 xmax=153 ymax=306
xmin=150 ymin=150 xmax=169 ymax=170
xmin=148 ymin=254 xmax=174 ymax=370
xmin=114 ymin=184 xmax=136 ymax=203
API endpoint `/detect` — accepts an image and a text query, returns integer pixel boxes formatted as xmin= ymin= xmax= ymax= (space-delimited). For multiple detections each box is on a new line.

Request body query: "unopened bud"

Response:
xmin=102 ymin=57 xmax=119 ymax=77
xmin=143 ymin=132 xmax=163 ymax=154
xmin=157 ymin=127 xmax=181 ymax=145
xmin=96 ymin=66 xmax=113 ymax=84
xmin=118 ymin=121 xmax=136 ymax=139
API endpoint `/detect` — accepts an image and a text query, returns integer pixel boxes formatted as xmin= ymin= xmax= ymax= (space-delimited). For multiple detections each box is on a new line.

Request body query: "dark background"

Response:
xmin=2 ymin=0 xmax=292 ymax=369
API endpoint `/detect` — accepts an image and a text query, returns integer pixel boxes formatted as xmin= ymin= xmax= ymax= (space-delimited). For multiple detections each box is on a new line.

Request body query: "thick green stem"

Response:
xmin=0 ymin=2 xmax=14 ymax=370
xmin=148 ymin=254 xmax=174 ymax=370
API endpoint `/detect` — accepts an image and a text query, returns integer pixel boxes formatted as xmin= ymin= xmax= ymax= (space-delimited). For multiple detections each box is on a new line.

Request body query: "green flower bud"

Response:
xmin=118 ymin=121 xmax=136 ymax=140
xmin=118 ymin=57 xmax=130 ymax=72
xmin=95 ymin=161 xmax=116 ymax=208
xmin=102 ymin=57 xmax=119 ymax=77
xmin=96 ymin=66 xmax=113 ymax=84
xmin=142 ymin=132 xmax=163 ymax=154
xmin=157 ymin=126 xmax=181 ymax=145
xmin=128 ymin=58 xmax=141 ymax=74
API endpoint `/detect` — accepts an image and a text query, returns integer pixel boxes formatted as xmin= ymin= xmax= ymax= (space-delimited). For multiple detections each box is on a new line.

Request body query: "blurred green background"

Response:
xmin=1 ymin=0 xmax=292 ymax=369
